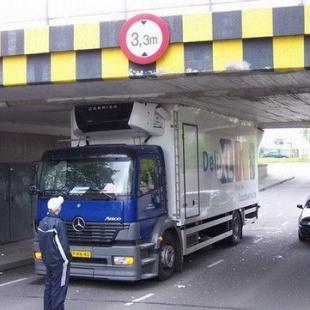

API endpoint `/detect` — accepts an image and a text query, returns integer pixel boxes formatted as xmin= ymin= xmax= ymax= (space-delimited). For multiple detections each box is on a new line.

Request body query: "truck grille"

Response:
xmin=65 ymin=222 xmax=129 ymax=244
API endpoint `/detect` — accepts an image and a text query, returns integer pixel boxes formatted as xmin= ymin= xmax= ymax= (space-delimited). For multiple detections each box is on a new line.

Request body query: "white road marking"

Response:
xmin=207 ymin=259 xmax=224 ymax=268
xmin=253 ymin=237 xmax=263 ymax=244
xmin=177 ymin=284 xmax=186 ymax=288
xmin=125 ymin=293 xmax=154 ymax=306
xmin=0 ymin=277 xmax=28 ymax=287
xmin=281 ymin=221 xmax=289 ymax=226
xmin=242 ymin=247 xmax=250 ymax=254
xmin=132 ymin=293 xmax=154 ymax=302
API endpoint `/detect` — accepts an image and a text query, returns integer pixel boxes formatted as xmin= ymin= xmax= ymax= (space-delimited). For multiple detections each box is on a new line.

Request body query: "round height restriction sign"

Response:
xmin=119 ymin=14 xmax=170 ymax=65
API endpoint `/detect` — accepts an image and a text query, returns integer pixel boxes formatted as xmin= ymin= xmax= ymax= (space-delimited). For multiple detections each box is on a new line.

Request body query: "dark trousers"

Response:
xmin=44 ymin=263 xmax=70 ymax=310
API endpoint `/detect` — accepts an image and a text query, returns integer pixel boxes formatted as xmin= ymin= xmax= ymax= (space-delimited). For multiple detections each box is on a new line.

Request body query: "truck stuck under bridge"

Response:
xmin=33 ymin=102 xmax=259 ymax=281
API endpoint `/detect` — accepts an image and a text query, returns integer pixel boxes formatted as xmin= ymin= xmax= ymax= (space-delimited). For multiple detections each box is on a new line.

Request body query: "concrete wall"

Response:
xmin=258 ymin=163 xmax=268 ymax=181
xmin=0 ymin=132 xmax=65 ymax=163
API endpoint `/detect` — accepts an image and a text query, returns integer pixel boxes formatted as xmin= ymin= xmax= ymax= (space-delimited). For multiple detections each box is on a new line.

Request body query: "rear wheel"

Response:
xmin=158 ymin=232 xmax=176 ymax=280
xmin=226 ymin=212 xmax=242 ymax=246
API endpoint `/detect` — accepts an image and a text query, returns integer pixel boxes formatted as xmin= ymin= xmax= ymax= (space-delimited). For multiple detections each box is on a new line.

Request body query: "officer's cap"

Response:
xmin=47 ymin=196 xmax=64 ymax=212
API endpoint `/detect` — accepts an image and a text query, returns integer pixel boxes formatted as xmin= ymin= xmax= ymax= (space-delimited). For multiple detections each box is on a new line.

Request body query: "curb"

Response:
xmin=0 ymin=258 xmax=33 ymax=272
xmin=259 ymin=176 xmax=295 ymax=192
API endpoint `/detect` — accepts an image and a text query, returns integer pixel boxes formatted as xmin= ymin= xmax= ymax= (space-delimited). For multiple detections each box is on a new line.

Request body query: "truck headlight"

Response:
xmin=34 ymin=251 xmax=42 ymax=261
xmin=113 ymin=256 xmax=134 ymax=265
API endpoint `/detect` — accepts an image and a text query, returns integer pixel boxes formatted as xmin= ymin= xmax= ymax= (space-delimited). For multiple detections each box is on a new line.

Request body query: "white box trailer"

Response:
xmin=34 ymin=102 xmax=259 ymax=281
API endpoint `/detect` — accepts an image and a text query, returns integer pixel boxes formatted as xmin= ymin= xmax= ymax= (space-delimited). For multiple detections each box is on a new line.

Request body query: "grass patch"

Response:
xmin=258 ymin=157 xmax=310 ymax=164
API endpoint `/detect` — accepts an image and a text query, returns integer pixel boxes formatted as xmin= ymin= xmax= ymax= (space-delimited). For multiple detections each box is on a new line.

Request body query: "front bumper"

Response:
xmin=34 ymin=242 xmax=157 ymax=281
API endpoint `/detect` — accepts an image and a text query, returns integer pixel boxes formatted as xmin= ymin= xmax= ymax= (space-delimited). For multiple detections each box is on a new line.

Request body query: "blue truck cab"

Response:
xmin=34 ymin=144 xmax=182 ymax=281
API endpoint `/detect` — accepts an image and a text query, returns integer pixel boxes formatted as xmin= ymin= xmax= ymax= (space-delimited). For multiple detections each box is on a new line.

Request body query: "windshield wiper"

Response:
xmin=85 ymin=189 xmax=115 ymax=199
xmin=63 ymin=185 xmax=115 ymax=198
xmin=100 ymin=192 xmax=115 ymax=199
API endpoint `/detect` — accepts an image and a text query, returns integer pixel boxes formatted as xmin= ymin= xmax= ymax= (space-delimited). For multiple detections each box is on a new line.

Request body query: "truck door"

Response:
xmin=183 ymin=124 xmax=200 ymax=218
xmin=137 ymin=157 xmax=165 ymax=239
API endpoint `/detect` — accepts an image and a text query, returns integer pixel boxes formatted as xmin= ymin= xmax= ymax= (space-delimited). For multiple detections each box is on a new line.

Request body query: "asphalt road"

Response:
xmin=1 ymin=163 xmax=310 ymax=310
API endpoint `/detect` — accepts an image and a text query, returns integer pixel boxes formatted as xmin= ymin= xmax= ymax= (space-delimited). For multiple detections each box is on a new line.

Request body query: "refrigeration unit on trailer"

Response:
xmin=33 ymin=102 xmax=259 ymax=281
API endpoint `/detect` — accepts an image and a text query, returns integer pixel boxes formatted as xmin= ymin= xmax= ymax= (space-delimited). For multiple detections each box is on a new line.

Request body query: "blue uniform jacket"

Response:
xmin=38 ymin=213 xmax=71 ymax=268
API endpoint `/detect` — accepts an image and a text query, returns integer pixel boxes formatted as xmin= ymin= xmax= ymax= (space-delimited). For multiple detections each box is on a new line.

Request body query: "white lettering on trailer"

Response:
xmin=253 ymin=237 xmax=263 ymax=244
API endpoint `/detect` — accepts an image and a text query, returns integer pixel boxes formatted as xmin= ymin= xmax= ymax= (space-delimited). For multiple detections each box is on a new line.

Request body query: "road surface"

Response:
xmin=1 ymin=163 xmax=310 ymax=310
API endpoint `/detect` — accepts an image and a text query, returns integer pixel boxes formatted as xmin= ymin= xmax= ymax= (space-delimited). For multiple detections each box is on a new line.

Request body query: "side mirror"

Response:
xmin=29 ymin=184 xmax=39 ymax=195
xmin=297 ymin=204 xmax=303 ymax=209
xmin=30 ymin=161 xmax=41 ymax=195
xmin=31 ymin=161 xmax=40 ymax=173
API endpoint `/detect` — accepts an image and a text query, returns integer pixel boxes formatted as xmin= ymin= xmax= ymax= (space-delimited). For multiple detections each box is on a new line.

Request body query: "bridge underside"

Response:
xmin=1 ymin=5 xmax=310 ymax=134
xmin=2 ymin=70 xmax=310 ymax=135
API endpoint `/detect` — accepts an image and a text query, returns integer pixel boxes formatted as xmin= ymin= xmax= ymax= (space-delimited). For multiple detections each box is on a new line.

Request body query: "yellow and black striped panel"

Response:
xmin=0 ymin=37 xmax=308 ymax=86
xmin=3 ymin=55 xmax=27 ymax=85
xmin=24 ymin=27 xmax=49 ymax=54
xmin=0 ymin=5 xmax=310 ymax=86
xmin=0 ymin=6 xmax=309 ymax=57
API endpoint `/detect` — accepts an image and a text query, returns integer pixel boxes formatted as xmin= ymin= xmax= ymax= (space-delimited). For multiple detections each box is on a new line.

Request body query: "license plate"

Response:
xmin=71 ymin=250 xmax=92 ymax=258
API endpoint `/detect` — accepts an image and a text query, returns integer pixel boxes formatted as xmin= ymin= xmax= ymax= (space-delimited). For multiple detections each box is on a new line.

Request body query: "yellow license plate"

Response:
xmin=71 ymin=250 xmax=92 ymax=258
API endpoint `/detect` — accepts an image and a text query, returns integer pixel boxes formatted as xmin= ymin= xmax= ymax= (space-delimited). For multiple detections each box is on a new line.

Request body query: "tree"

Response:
xmin=301 ymin=129 xmax=310 ymax=143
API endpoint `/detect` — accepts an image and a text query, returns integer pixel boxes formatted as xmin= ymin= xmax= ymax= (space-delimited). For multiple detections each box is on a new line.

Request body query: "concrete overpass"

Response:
xmin=0 ymin=4 xmax=309 ymax=135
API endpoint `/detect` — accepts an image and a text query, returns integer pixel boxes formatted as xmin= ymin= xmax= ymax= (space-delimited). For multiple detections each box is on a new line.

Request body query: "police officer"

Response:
xmin=38 ymin=196 xmax=71 ymax=310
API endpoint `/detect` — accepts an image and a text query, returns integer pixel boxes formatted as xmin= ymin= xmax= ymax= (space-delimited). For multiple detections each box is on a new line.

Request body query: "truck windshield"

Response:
xmin=39 ymin=157 xmax=132 ymax=198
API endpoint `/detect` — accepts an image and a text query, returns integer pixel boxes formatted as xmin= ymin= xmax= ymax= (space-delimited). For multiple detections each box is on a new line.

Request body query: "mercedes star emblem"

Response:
xmin=72 ymin=217 xmax=86 ymax=232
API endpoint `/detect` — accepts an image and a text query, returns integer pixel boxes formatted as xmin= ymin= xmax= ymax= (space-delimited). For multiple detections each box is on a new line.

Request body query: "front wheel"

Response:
xmin=299 ymin=231 xmax=306 ymax=241
xmin=226 ymin=212 xmax=242 ymax=246
xmin=158 ymin=232 xmax=176 ymax=280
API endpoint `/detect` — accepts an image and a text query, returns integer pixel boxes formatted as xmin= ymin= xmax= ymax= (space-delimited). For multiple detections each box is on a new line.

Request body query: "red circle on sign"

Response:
xmin=119 ymin=14 xmax=170 ymax=65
